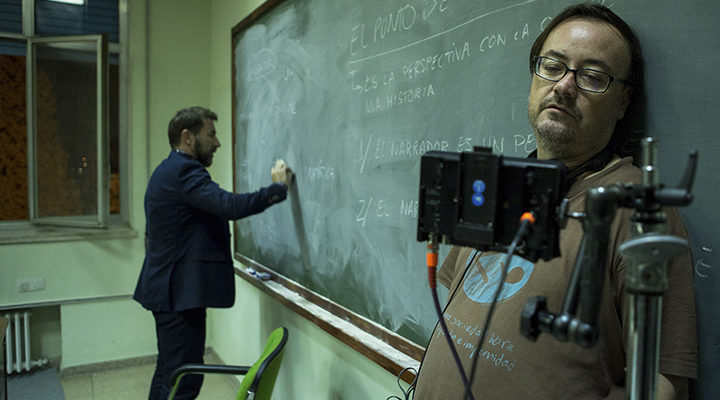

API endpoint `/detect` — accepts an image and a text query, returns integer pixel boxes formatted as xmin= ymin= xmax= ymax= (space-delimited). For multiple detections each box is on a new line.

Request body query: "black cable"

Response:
xmin=426 ymin=241 xmax=476 ymax=400
xmin=414 ymin=249 xmax=478 ymax=399
xmin=431 ymin=285 xmax=475 ymax=400
xmin=386 ymin=367 xmax=417 ymax=400
xmin=461 ymin=216 xmax=533 ymax=400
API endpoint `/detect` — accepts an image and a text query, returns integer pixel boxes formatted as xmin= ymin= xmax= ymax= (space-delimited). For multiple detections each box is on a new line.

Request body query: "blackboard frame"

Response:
xmin=232 ymin=257 xmax=422 ymax=381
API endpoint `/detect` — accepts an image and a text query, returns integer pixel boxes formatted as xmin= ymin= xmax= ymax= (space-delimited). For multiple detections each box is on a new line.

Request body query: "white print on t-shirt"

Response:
xmin=430 ymin=252 xmax=534 ymax=372
xmin=462 ymin=253 xmax=534 ymax=303
xmin=439 ymin=312 xmax=517 ymax=372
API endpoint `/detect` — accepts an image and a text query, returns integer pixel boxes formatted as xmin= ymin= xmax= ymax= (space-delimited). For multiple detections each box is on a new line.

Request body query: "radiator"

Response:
xmin=3 ymin=310 xmax=48 ymax=374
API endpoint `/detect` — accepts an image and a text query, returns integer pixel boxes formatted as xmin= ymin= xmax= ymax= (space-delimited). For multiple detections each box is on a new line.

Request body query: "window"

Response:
xmin=0 ymin=0 xmax=130 ymax=241
xmin=29 ymin=35 xmax=110 ymax=227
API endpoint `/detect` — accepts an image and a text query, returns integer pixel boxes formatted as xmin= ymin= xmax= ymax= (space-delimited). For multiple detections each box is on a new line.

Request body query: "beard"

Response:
xmin=533 ymin=116 xmax=577 ymax=156
xmin=193 ymin=141 xmax=214 ymax=167
xmin=529 ymin=94 xmax=583 ymax=157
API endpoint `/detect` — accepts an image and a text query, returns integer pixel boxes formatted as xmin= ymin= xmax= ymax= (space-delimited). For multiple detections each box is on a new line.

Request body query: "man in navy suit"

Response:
xmin=133 ymin=106 xmax=293 ymax=400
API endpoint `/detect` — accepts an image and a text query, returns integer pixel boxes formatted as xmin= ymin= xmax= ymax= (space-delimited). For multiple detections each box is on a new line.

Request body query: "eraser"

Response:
xmin=256 ymin=272 xmax=272 ymax=280
xmin=246 ymin=267 xmax=272 ymax=281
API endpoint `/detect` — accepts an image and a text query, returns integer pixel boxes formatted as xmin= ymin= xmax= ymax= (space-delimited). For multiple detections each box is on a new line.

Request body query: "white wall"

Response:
xmin=146 ymin=0 xmax=213 ymax=167
xmin=0 ymin=240 xmax=140 ymax=305
xmin=61 ymin=299 xmax=156 ymax=368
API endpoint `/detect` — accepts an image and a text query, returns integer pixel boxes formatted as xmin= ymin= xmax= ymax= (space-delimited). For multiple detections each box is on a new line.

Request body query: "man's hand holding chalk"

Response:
xmin=271 ymin=159 xmax=294 ymax=187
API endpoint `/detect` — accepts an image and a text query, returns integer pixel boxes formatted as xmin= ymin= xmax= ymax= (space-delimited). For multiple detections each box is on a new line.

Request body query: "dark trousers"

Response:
xmin=149 ymin=308 xmax=206 ymax=400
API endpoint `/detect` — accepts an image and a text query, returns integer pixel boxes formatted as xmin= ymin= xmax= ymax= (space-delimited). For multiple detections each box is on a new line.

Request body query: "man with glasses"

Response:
xmin=413 ymin=4 xmax=696 ymax=399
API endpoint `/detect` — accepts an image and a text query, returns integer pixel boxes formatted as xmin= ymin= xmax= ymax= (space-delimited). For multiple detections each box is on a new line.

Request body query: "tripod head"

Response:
xmin=520 ymin=140 xmax=697 ymax=348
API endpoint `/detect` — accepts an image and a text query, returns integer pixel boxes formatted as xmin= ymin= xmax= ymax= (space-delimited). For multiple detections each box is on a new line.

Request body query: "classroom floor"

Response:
xmin=59 ymin=354 xmax=239 ymax=400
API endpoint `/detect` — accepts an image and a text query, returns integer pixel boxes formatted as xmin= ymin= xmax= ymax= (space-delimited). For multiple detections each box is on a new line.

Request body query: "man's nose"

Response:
xmin=553 ymin=70 xmax=578 ymax=97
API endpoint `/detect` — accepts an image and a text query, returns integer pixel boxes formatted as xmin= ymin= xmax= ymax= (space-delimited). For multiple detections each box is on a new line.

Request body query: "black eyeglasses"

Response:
xmin=533 ymin=56 xmax=629 ymax=93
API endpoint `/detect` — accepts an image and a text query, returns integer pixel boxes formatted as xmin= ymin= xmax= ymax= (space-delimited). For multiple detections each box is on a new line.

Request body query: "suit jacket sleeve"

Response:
xmin=178 ymin=161 xmax=287 ymax=220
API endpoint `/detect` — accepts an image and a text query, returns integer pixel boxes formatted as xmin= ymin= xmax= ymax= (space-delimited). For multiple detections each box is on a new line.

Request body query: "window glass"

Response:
xmin=35 ymin=0 xmax=119 ymax=43
xmin=34 ymin=42 xmax=100 ymax=219
xmin=0 ymin=39 xmax=28 ymax=221
xmin=0 ymin=0 xmax=23 ymax=34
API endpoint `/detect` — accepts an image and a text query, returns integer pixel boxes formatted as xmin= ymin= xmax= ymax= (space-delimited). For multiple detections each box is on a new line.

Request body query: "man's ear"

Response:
xmin=617 ymin=87 xmax=633 ymax=121
xmin=180 ymin=129 xmax=194 ymax=146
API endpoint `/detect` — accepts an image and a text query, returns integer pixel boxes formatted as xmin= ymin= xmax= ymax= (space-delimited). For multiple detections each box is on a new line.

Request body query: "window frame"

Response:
xmin=27 ymin=34 xmax=110 ymax=228
xmin=0 ymin=0 xmax=134 ymax=243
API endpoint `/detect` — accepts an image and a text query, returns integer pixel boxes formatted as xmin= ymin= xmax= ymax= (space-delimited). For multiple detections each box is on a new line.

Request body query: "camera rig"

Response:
xmin=416 ymin=139 xmax=697 ymax=400
xmin=417 ymin=146 xmax=567 ymax=262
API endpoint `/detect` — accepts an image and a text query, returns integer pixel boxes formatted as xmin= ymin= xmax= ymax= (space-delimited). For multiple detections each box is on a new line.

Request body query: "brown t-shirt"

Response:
xmin=414 ymin=157 xmax=697 ymax=399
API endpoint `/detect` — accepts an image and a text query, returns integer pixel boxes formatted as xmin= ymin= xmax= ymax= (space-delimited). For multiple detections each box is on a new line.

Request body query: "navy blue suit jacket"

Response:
xmin=134 ymin=150 xmax=287 ymax=312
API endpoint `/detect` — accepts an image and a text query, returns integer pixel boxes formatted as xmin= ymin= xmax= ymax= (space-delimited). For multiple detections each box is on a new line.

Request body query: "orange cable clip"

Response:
xmin=426 ymin=251 xmax=438 ymax=268
xmin=520 ymin=211 xmax=536 ymax=224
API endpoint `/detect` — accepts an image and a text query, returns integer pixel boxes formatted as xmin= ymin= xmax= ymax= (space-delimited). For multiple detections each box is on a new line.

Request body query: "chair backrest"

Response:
xmin=236 ymin=327 xmax=289 ymax=400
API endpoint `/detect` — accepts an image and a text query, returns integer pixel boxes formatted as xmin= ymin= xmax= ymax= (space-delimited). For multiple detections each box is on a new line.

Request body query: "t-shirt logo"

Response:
xmin=462 ymin=253 xmax=534 ymax=303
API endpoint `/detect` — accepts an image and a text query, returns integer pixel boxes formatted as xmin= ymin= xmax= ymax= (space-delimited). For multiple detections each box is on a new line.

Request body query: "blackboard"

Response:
xmin=231 ymin=0 xmax=719 ymax=396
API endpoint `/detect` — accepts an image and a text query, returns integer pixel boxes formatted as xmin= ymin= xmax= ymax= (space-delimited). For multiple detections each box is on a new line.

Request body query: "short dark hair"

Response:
xmin=529 ymin=3 xmax=643 ymax=92
xmin=167 ymin=106 xmax=218 ymax=148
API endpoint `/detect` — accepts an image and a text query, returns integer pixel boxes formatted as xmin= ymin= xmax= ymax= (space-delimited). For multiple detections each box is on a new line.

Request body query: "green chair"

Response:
xmin=168 ymin=327 xmax=288 ymax=400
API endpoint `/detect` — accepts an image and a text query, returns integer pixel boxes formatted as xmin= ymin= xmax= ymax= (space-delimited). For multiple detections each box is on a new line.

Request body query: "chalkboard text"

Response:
xmin=403 ymin=42 xmax=470 ymax=80
xmin=304 ymin=162 xmax=336 ymax=182
xmin=400 ymin=199 xmax=419 ymax=218
xmin=356 ymin=197 xmax=391 ymax=227
xmin=513 ymin=134 xmax=535 ymax=153
xmin=365 ymin=83 xmax=436 ymax=114
xmin=350 ymin=0 xmax=451 ymax=56
xmin=358 ymin=136 xmax=450 ymax=174
xmin=457 ymin=135 xmax=505 ymax=154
